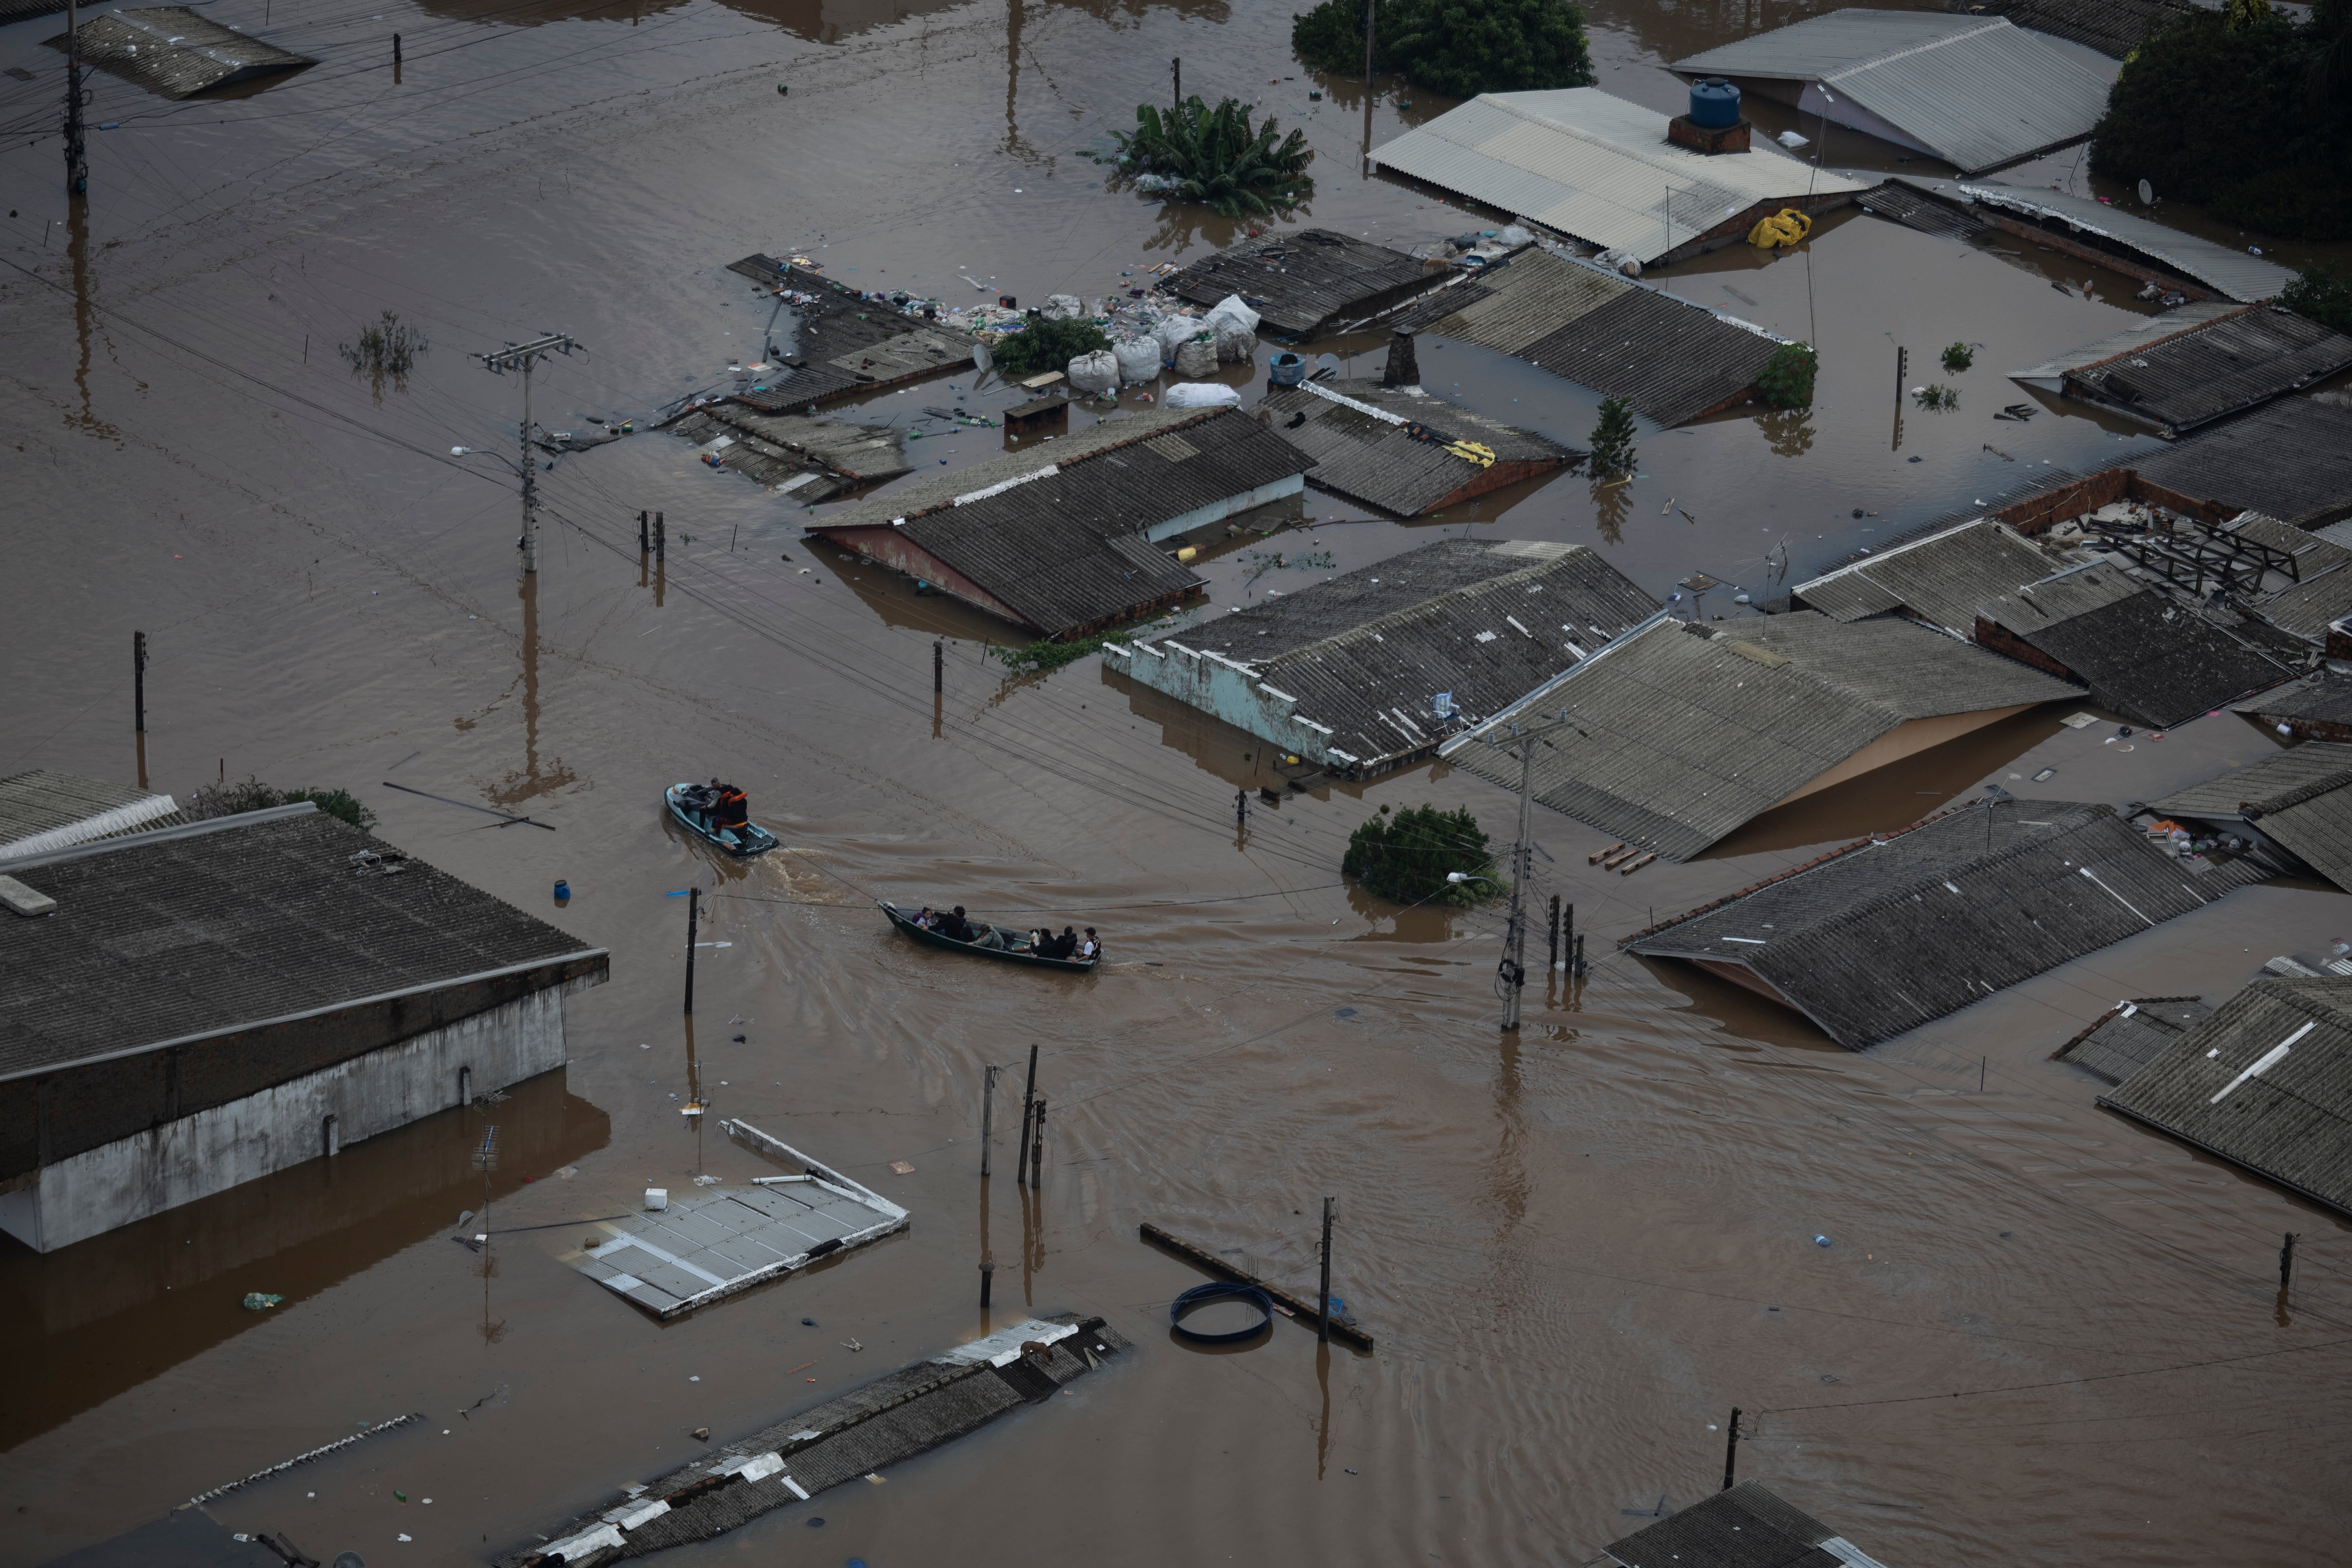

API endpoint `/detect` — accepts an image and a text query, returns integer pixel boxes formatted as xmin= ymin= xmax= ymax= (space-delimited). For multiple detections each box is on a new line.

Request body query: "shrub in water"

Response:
xmin=1756 ymin=342 xmax=1819 ymax=409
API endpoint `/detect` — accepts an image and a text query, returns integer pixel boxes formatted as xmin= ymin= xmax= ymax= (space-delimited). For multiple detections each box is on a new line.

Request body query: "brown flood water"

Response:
xmin=3 ymin=0 xmax=2350 ymax=1561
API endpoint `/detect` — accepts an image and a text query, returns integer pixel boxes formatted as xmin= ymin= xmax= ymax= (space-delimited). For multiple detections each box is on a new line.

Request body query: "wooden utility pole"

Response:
xmin=133 ymin=630 xmax=147 ymax=733
xmin=1318 ymin=1196 xmax=1335 ymax=1345
xmin=1547 ymin=895 xmax=1559 ymax=972
xmin=683 ymin=887 xmax=700 ymax=1015
xmin=1722 ymin=1408 xmax=1741 ymax=1490
xmin=63 ymin=0 xmax=87 ymax=196
xmin=980 ymin=1062 xmax=1000 ymax=1178
xmin=1171 ymin=56 xmax=1180 ymax=104
xmin=1016 ymin=1044 xmax=1039 ymax=1188
xmin=1473 ymin=711 xmax=1576 ymax=1030
xmin=472 ymin=334 xmax=585 ymax=575
xmin=1028 ymin=1097 xmax=1048 ymax=1186
xmin=934 ymin=639 xmax=945 ymax=694
xmin=1361 ymin=0 xmax=1374 ymax=84
xmin=2282 ymin=1232 xmax=2300 ymax=1290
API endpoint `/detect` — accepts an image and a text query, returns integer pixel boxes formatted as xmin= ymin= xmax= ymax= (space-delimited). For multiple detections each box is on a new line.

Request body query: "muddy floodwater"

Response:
xmin=4 ymin=0 xmax=2351 ymax=1561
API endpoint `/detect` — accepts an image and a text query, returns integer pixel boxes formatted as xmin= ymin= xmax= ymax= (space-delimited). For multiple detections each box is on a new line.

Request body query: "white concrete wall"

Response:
xmin=5 ymin=987 xmax=573 ymax=1254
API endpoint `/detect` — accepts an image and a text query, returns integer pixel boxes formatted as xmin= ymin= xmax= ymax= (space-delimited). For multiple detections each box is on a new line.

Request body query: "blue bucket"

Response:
xmin=1269 ymin=352 xmax=1307 ymax=387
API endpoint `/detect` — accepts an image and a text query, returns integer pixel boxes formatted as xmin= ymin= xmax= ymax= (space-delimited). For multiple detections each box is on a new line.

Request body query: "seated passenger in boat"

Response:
xmin=974 ymin=923 xmax=1012 ymax=950
xmin=937 ymin=906 xmax=975 ymax=941
xmin=1047 ymin=926 xmax=1079 ymax=959
xmin=715 ymin=785 xmax=749 ymax=830
xmin=1077 ymin=928 xmax=1099 ymax=961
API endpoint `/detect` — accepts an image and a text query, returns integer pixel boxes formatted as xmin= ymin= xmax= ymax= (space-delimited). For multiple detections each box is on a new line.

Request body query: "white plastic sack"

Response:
xmin=1067 ymin=349 xmax=1118 ymax=394
xmin=1593 ymin=247 xmax=1642 ymax=277
xmin=1041 ymin=294 xmax=1084 ymax=321
xmin=1113 ymin=337 xmax=1161 ymax=383
xmin=1153 ymin=313 xmax=1202 ymax=358
xmin=1214 ymin=321 xmax=1256 ymax=364
xmin=1163 ymin=382 xmax=1240 ymax=408
xmin=1777 ymin=128 xmax=1808 ymax=149
xmin=1498 ymin=225 xmax=1532 ymax=246
xmin=1201 ymin=293 xmax=1261 ymax=337
xmin=1173 ymin=339 xmax=1219 ymax=378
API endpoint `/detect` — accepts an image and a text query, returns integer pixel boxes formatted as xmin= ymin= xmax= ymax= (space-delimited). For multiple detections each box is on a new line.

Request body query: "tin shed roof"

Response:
xmin=2239 ymin=673 xmax=2352 ymax=730
xmin=43 ymin=6 xmax=312 ymax=99
xmin=1163 ymin=229 xmax=1442 ymax=339
xmin=1673 ymin=10 xmax=2113 ymax=175
xmin=1625 ymin=798 xmax=2261 ymax=1048
xmin=1256 ymin=379 xmax=1574 ymax=517
xmin=1368 ymin=89 xmax=1865 ymax=263
xmin=2099 ymin=977 xmax=2352 ymax=1218
xmin=1438 ymin=612 xmax=2082 ymax=861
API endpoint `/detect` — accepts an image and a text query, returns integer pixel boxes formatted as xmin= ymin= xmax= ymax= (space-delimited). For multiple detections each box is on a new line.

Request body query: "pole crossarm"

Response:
xmin=472 ymin=334 xmax=585 ymax=372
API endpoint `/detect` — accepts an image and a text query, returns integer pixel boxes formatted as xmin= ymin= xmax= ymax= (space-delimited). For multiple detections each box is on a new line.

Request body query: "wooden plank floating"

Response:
xmin=1139 ymin=1222 xmax=1375 ymax=1351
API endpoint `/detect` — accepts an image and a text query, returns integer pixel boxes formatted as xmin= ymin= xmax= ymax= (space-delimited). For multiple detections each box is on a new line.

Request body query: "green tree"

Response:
xmin=2282 ymin=262 xmax=2352 ymax=333
xmin=1342 ymin=803 xmax=1499 ymax=906
xmin=1112 ymin=96 xmax=1315 ymax=219
xmin=989 ymin=316 xmax=1111 ymax=378
xmin=1293 ymin=0 xmax=1595 ymax=96
xmin=1756 ymin=342 xmax=1819 ymax=409
xmin=1587 ymin=395 xmax=1637 ymax=478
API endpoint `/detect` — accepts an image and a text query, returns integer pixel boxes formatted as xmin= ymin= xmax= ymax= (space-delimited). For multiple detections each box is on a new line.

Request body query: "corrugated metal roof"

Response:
xmin=2099 ymin=976 xmax=2352 ymax=1218
xmin=1792 ymin=518 xmax=2054 ymax=631
xmin=2063 ymin=305 xmax=2352 ymax=435
xmin=1950 ymin=182 xmax=2296 ymax=302
xmin=1368 ymin=89 xmax=1865 ymax=263
xmin=1438 ymin=611 xmax=2082 ymax=861
xmin=1256 ymin=379 xmax=1574 ymax=517
xmin=1673 ymin=10 xmax=2113 ymax=175
xmin=2055 ymin=996 xmax=2214 ymax=1086
xmin=1628 ymin=798 xmax=2261 ymax=1049
xmin=2009 ymin=302 xmax=2240 ymax=388
xmin=2149 ymin=742 xmax=2352 ymax=893
xmin=1137 ymin=539 xmax=1657 ymax=772
xmin=43 ymin=7 xmax=312 ymax=99
xmin=0 ymin=770 xmax=183 ymax=855
xmin=1853 ymin=179 xmax=1994 ymax=239
xmin=2131 ymin=398 xmax=2352 ymax=528
xmin=1164 ymin=229 xmax=1441 ymax=339
xmin=1399 ymin=250 xmax=1792 ymax=427
xmin=1602 ymin=1482 xmax=1870 ymax=1568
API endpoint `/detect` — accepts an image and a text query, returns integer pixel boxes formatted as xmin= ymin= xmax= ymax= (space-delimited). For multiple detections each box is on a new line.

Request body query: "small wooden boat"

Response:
xmin=665 ymin=782 xmax=779 ymax=857
xmin=877 ymin=901 xmax=1099 ymax=971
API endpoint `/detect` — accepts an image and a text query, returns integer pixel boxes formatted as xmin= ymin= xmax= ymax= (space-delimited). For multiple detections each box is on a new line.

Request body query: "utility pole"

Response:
xmin=1362 ymin=0 xmax=1375 ymax=86
xmin=1318 ymin=1196 xmax=1335 ymax=1345
xmin=683 ymin=887 xmax=700 ymax=1015
xmin=934 ymin=639 xmax=945 ymax=694
xmin=132 ymin=630 xmax=146 ymax=733
xmin=63 ymin=0 xmax=86 ymax=196
xmin=1722 ymin=1408 xmax=1741 ymax=1490
xmin=1028 ymin=1097 xmax=1047 ymax=1187
xmin=471 ymin=334 xmax=584 ymax=575
xmin=1016 ymin=1043 xmax=1039 ymax=1188
xmin=980 ymin=1062 xmax=999 ymax=1178
xmin=2281 ymin=1232 xmax=2300 ymax=1290
xmin=1474 ymin=711 xmax=1577 ymax=1030
xmin=1171 ymin=56 xmax=1180 ymax=105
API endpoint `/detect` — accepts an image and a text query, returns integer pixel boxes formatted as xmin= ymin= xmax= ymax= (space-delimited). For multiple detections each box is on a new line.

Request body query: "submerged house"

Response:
xmin=1256 ymin=378 xmax=1576 ymax=517
xmin=2022 ymin=304 xmax=2352 ymax=437
xmin=45 ymin=5 xmax=314 ymax=99
xmin=0 ymin=804 xmax=606 ymax=1252
xmin=2146 ymin=743 xmax=2352 ymax=895
xmin=1437 ymin=611 xmax=2082 ymax=861
xmin=2053 ymin=996 xmax=2213 ymax=1085
xmin=1369 ymin=88 xmax=1864 ymax=268
xmin=1584 ymin=1480 xmax=1892 ymax=1568
xmin=1164 ymin=229 xmax=1446 ymax=340
xmin=808 ymin=408 xmax=1311 ymax=638
xmin=726 ymin=255 xmax=979 ymax=408
xmin=1106 ymin=539 xmax=1657 ymax=779
xmin=663 ymin=404 xmax=911 ymax=503
xmin=1621 ymin=797 xmax=2263 ymax=1049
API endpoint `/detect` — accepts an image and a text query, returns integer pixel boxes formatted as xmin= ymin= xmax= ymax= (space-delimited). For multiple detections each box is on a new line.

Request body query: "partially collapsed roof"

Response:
xmin=2057 ymin=305 xmax=2352 ymax=436
xmin=1368 ymin=88 xmax=1865 ymax=265
xmin=2148 ymin=742 xmax=2352 ymax=894
xmin=0 ymin=769 xmax=183 ymax=857
xmin=1114 ymin=539 xmax=1657 ymax=774
xmin=44 ymin=7 xmax=313 ymax=99
xmin=1438 ymin=612 xmax=2082 ymax=861
xmin=1256 ymin=378 xmax=1575 ymax=517
xmin=2054 ymin=996 xmax=2214 ymax=1086
xmin=1395 ymin=249 xmax=1793 ymax=427
xmin=1624 ymin=798 xmax=2262 ymax=1049
xmin=2099 ymin=976 xmax=2352 ymax=1218
xmin=1163 ymin=229 xmax=1441 ymax=340
xmin=1672 ymin=10 xmax=2112 ymax=175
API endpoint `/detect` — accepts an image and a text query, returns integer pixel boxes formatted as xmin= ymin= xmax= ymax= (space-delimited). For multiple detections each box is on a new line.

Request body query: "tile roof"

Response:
xmin=1398 ymin=249 xmax=1791 ymax=427
xmin=2148 ymin=742 xmax=2352 ymax=893
xmin=2063 ymin=305 xmax=2352 ymax=435
xmin=1672 ymin=10 xmax=2112 ymax=175
xmin=2054 ymin=996 xmax=2214 ymax=1085
xmin=1793 ymin=519 xmax=2056 ymax=632
xmin=1130 ymin=539 xmax=1657 ymax=771
xmin=1164 ymin=229 xmax=1443 ymax=339
xmin=2129 ymin=397 xmax=2352 ymax=528
xmin=1626 ymin=798 xmax=2262 ymax=1048
xmin=0 ymin=770 xmax=184 ymax=856
xmin=0 ymin=807 xmax=603 ymax=1082
xmin=1438 ymin=612 xmax=2082 ymax=861
xmin=1601 ymin=1482 xmax=1883 ymax=1568
xmin=45 ymin=6 xmax=312 ymax=99
xmin=1367 ymin=89 xmax=1864 ymax=264
xmin=665 ymin=406 xmax=909 ymax=502
xmin=1256 ymin=379 xmax=1575 ymax=517
xmin=2099 ymin=976 xmax=2352 ymax=1218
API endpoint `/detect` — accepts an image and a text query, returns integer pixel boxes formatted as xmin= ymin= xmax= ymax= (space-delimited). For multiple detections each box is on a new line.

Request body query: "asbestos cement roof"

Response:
xmin=43 ymin=6 xmax=312 ymax=99
xmin=1792 ymin=518 xmax=2056 ymax=632
xmin=725 ymin=255 xmax=977 ymax=408
xmin=2062 ymin=305 xmax=2352 ymax=436
xmin=1986 ymin=581 xmax=2292 ymax=728
xmin=2148 ymin=742 xmax=2352 ymax=893
xmin=1367 ymin=89 xmax=1864 ymax=264
xmin=1437 ymin=612 xmax=2082 ymax=861
xmin=1625 ymin=798 xmax=2261 ymax=1049
xmin=0 ymin=770 xmax=184 ymax=856
xmin=2224 ymin=512 xmax=2352 ymax=645
xmin=1672 ymin=10 xmax=2111 ymax=175
xmin=2055 ymin=996 xmax=2214 ymax=1086
xmin=1164 ymin=229 xmax=1442 ymax=339
xmin=2239 ymin=673 xmax=2352 ymax=730
xmin=1255 ymin=378 xmax=1575 ymax=517
xmin=1853 ymin=179 xmax=1994 ymax=240
xmin=665 ymin=405 xmax=909 ymax=503
xmin=1129 ymin=539 xmax=1658 ymax=772
xmin=2099 ymin=976 xmax=2352 ymax=1218
xmin=1951 ymin=182 xmax=2296 ymax=302
xmin=1991 ymin=0 xmax=2195 ymax=58
xmin=0 ymin=807 xmax=604 ymax=1082
xmin=2131 ymin=398 xmax=2352 ymax=528
xmin=1395 ymin=249 xmax=1790 ymax=427
xmin=2009 ymin=302 xmax=2240 ymax=389
xmin=1600 ymin=1481 xmax=1888 ymax=1568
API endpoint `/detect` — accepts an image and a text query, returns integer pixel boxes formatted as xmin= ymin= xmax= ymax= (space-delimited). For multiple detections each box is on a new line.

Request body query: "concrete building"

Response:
xmin=0 ymin=803 xmax=606 ymax=1253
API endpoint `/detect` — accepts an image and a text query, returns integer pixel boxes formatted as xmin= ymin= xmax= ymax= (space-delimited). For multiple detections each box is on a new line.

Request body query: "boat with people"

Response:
xmin=665 ymin=779 xmax=779 ymax=857
xmin=878 ymin=900 xmax=1100 ymax=971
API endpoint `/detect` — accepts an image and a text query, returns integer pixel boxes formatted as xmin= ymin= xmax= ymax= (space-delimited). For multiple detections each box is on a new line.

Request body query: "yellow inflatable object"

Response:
xmin=1747 ymin=208 xmax=1812 ymax=250
xmin=1444 ymin=439 xmax=1497 ymax=468
xmin=1175 ymin=545 xmax=1199 ymax=563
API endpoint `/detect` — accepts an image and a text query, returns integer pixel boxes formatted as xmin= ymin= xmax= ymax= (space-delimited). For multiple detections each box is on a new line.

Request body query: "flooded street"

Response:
xmin=4 ymin=0 xmax=2350 ymax=1562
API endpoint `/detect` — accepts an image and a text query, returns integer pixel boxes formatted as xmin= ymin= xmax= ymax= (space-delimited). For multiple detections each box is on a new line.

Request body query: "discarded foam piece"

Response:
xmin=500 ymin=1313 xmax=1128 ymax=1566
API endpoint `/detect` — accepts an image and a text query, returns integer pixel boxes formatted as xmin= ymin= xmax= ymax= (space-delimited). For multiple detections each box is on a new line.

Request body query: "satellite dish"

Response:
xmin=2138 ymin=178 xmax=2154 ymax=205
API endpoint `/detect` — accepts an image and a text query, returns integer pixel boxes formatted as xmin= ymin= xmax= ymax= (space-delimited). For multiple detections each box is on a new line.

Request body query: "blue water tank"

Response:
xmin=1689 ymin=77 xmax=1741 ymax=129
